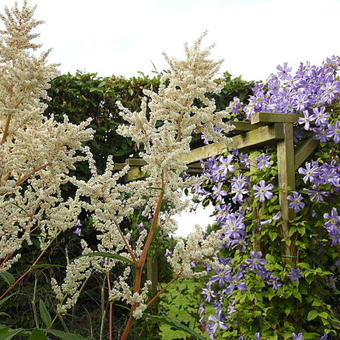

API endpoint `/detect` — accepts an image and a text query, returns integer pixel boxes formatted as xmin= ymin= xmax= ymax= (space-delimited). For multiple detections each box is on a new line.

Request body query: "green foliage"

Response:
xmin=146 ymin=313 xmax=206 ymax=340
xmin=0 ymin=70 xmax=254 ymax=339
xmin=44 ymin=72 xmax=161 ymax=173
xmin=200 ymin=138 xmax=339 ymax=338
xmin=159 ymin=280 xmax=206 ymax=339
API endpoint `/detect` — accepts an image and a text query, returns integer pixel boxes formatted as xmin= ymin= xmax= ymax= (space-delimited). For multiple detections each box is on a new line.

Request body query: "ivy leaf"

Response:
xmin=307 ymin=310 xmax=319 ymax=321
xmin=268 ymin=231 xmax=278 ymax=241
xmin=39 ymin=299 xmax=52 ymax=328
xmin=265 ymin=254 xmax=275 ymax=263
xmin=145 ymin=314 xmax=206 ymax=340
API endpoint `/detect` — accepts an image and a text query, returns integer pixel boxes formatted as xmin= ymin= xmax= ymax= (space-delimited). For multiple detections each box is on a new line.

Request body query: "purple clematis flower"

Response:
xmin=256 ymin=153 xmax=272 ymax=169
xmin=298 ymin=162 xmax=320 ymax=183
xmin=277 ymin=62 xmax=292 ymax=80
xmin=292 ymin=333 xmax=304 ymax=340
xmin=287 ymin=191 xmax=305 ymax=213
xmin=288 ymin=268 xmax=303 ymax=281
xmin=253 ymin=180 xmax=274 ymax=202
xmin=312 ymin=106 xmax=330 ymax=126
xmin=212 ymin=183 xmax=228 ymax=202
xmin=298 ymin=110 xmax=316 ymax=130
xmin=327 ymin=121 xmax=340 ymax=143
xmin=202 ymin=282 xmax=217 ymax=302
xmin=207 ymin=314 xmax=228 ymax=339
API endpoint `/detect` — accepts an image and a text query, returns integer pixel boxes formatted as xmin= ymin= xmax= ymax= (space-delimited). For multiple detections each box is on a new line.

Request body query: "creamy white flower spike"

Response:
xmin=0 ymin=1 xmax=234 ymax=321
xmin=0 ymin=1 xmax=94 ymax=272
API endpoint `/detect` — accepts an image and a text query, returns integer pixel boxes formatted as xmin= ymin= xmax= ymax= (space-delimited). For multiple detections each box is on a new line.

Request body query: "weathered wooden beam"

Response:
xmin=118 ymin=123 xmax=285 ymax=180
xmin=277 ymin=122 xmax=295 ymax=259
xmin=177 ymin=123 xmax=284 ymax=164
xmin=113 ymin=162 xmax=128 ymax=170
xmin=232 ymin=121 xmax=264 ymax=132
xmin=251 ymin=112 xmax=302 ymax=125
xmin=294 ymin=138 xmax=319 ymax=170
xmin=126 ymin=167 xmax=145 ymax=181
xmin=126 ymin=158 xmax=146 ymax=166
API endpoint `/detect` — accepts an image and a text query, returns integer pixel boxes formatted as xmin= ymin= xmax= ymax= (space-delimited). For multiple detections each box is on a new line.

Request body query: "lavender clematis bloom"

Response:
xmin=287 ymin=191 xmax=305 ymax=213
xmin=323 ymin=208 xmax=340 ymax=245
xmin=73 ymin=227 xmax=83 ymax=237
xmin=207 ymin=314 xmax=228 ymax=338
xmin=313 ymin=127 xmax=330 ymax=143
xmin=277 ymin=62 xmax=292 ymax=80
xmin=312 ymin=106 xmax=330 ymax=126
xmin=298 ymin=162 xmax=320 ymax=183
xmin=327 ymin=121 xmax=340 ymax=143
xmin=212 ymin=183 xmax=228 ymax=202
xmin=288 ymin=268 xmax=303 ymax=281
xmin=202 ymin=282 xmax=217 ymax=302
xmin=253 ymin=180 xmax=274 ymax=202
xmin=231 ymin=182 xmax=249 ymax=203
xmin=298 ymin=110 xmax=315 ymax=130
xmin=256 ymin=153 xmax=272 ymax=169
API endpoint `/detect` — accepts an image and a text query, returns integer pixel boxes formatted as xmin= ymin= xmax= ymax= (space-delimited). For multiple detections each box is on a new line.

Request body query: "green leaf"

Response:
xmin=81 ymin=252 xmax=134 ymax=265
xmin=0 ymin=326 xmax=25 ymax=340
xmin=31 ymin=264 xmax=64 ymax=270
xmin=30 ymin=330 xmax=48 ymax=340
xmin=307 ymin=310 xmax=319 ymax=321
xmin=0 ymin=272 xmax=15 ymax=286
xmin=44 ymin=329 xmax=95 ymax=340
xmin=0 ymin=313 xmax=10 ymax=318
xmin=145 ymin=314 xmax=206 ymax=340
xmin=312 ymin=299 xmax=322 ymax=307
xmin=319 ymin=312 xmax=329 ymax=319
xmin=0 ymin=294 xmax=14 ymax=307
xmin=298 ymin=262 xmax=310 ymax=269
xmin=268 ymin=231 xmax=278 ymax=241
xmin=265 ymin=254 xmax=275 ymax=263
xmin=39 ymin=299 xmax=52 ymax=328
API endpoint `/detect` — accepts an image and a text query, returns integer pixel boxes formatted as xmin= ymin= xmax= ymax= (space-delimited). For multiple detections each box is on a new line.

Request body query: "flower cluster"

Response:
xmin=197 ymin=57 xmax=339 ymax=338
xmin=0 ymin=1 xmax=94 ymax=272
xmin=244 ymin=57 xmax=339 ymax=119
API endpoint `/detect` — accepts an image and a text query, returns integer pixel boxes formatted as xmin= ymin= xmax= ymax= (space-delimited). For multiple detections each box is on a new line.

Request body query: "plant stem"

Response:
xmin=107 ymin=272 xmax=113 ymax=340
xmin=146 ymin=271 xmax=182 ymax=308
xmin=120 ymin=176 xmax=165 ymax=340
xmin=31 ymin=273 xmax=39 ymax=329
xmin=99 ymin=276 xmax=106 ymax=340
xmin=0 ymin=247 xmax=47 ymax=300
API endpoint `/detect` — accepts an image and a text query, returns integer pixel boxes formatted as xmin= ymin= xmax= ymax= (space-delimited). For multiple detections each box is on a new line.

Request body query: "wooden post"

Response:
xmin=147 ymin=256 xmax=158 ymax=295
xmin=277 ymin=122 xmax=295 ymax=258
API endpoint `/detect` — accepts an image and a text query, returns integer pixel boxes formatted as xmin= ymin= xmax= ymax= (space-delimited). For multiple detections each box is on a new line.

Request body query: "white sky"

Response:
xmin=2 ymin=0 xmax=339 ymax=82
xmin=2 ymin=0 xmax=339 ymax=236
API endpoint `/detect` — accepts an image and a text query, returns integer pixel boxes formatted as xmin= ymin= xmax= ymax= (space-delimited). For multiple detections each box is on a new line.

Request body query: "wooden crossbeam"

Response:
xmin=122 ymin=124 xmax=284 ymax=181
xmin=294 ymin=137 xmax=319 ymax=170
xmin=177 ymin=123 xmax=284 ymax=164
xmin=232 ymin=121 xmax=263 ymax=132
xmin=251 ymin=112 xmax=302 ymax=125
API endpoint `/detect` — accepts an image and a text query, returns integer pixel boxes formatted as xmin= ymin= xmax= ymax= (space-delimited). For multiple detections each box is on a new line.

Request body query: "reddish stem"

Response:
xmin=0 ymin=249 xmax=46 ymax=300
xmin=120 ymin=178 xmax=165 ymax=340
xmin=106 ymin=272 xmax=113 ymax=340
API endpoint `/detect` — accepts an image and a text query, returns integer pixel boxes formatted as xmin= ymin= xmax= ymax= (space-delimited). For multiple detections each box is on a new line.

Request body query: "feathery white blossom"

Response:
xmin=0 ymin=1 xmax=94 ymax=271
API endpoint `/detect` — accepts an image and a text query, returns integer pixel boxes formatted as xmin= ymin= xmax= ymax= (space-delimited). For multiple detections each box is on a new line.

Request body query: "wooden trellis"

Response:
xmin=115 ymin=112 xmax=320 ymax=289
